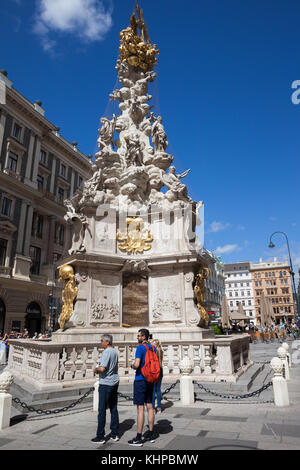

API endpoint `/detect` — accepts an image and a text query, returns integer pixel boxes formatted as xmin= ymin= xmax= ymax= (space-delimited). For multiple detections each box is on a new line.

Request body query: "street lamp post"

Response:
xmin=268 ymin=231 xmax=299 ymax=323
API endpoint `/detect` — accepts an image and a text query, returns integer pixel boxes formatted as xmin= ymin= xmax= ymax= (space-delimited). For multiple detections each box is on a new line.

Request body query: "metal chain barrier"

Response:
xmin=194 ymin=380 xmax=273 ymax=402
xmin=117 ymin=392 xmax=133 ymax=401
xmin=162 ymin=380 xmax=180 ymax=397
xmin=12 ymin=387 xmax=95 ymax=416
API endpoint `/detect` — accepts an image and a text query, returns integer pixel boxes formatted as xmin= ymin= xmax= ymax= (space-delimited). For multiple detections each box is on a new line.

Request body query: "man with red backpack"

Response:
xmin=128 ymin=328 xmax=160 ymax=447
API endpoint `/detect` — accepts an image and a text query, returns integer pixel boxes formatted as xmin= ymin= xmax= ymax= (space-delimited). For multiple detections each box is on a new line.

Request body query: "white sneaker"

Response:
xmin=110 ymin=436 xmax=120 ymax=442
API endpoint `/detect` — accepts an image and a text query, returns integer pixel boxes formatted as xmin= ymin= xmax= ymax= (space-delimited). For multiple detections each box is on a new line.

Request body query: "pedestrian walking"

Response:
xmin=91 ymin=334 xmax=119 ymax=446
xmin=128 ymin=328 xmax=160 ymax=447
xmin=151 ymin=338 xmax=164 ymax=413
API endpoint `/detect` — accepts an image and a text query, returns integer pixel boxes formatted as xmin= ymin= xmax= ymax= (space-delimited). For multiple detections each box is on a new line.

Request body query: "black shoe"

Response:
xmin=91 ymin=437 xmax=106 ymax=445
xmin=128 ymin=436 xmax=143 ymax=447
xmin=143 ymin=430 xmax=156 ymax=443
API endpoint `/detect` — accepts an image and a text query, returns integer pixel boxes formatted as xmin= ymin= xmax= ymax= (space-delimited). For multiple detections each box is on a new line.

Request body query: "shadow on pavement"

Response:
xmin=161 ymin=400 xmax=174 ymax=411
xmin=154 ymin=419 xmax=173 ymax=436
xmin=10 ymin=414 xmax=28 ymax=426
xmin=119 ymin=419 xmax=135 ymax=437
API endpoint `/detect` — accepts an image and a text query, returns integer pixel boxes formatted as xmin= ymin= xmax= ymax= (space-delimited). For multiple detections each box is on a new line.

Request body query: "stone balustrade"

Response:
xmin=8 ymin=335 xmax=251 ymax=390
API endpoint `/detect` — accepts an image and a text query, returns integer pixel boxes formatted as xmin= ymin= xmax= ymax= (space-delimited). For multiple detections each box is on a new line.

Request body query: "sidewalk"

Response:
xmin=0 ymin=340 xmax=300 ymax=451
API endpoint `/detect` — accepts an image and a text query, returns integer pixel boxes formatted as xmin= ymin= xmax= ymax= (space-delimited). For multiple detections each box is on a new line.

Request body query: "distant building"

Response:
xmin=224 ymin=262 xmax=256 ymax=323
xmin=250 ymin=257 xmax=295 ymax=324
xmin=0 ymin=70 xmax=92 ymax=336
xmin=202 ymin=249 xmax=226 ymax=321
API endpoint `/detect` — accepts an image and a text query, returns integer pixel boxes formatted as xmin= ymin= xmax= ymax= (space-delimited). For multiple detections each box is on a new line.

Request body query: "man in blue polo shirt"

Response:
xmin=128 ymin=328 xmax=156 ymax=446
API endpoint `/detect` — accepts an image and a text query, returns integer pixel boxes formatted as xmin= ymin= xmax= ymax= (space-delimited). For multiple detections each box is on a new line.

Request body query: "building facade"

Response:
xmin=202 ymin=249 xmax=226 ymax=321
xmin=224 ymin=262 xmax=256 ymax=323
xmin=0 ymin=70 xmax=92 ymax=336
xmin=250 ymin=257 xmax=294 ymax=324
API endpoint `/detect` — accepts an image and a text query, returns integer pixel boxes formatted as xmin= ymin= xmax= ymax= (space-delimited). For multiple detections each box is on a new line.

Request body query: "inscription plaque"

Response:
xmin=122 ymin=274 xmax=148 ymax=326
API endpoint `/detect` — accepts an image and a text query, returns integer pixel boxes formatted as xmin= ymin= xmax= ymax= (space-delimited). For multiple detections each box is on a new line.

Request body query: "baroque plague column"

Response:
xmin=56 ymin=4 xmax=212 ymax=343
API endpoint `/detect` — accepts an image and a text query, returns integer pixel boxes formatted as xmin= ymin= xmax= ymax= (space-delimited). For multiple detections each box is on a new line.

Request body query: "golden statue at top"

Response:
xmin=119 ymin=2 xmax=159 ymax=71
xmin=58 ymin=264 xmax=78 ymax=330
xmin=194 ymin=267 xmax=210 ymax=327
xmin=117 ymin=217 xmax=153 ymax=254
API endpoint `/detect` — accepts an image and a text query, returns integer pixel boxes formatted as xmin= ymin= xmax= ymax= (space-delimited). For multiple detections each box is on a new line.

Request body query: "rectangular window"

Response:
xmin=7 ymin=152 xmax=18 ymax=172
xmin=29 ymin=246 xmax=41 ymax=275
xmin=40 ymin=150 xmax=47 ymax=165
xmin=0 ymin=238 xmax=7 ymax=266
xmin=248 ymin=300 xmax=251 ymax=306
xmin=11 ymin=320 xmax=21 ymax=333
xmin=36 ymin=215 xmax=43 ymax=238
xmin=78 ymin=175 xmax=83 ymax=188
xmin=58 ymin=187 xmax=64 ymax=202
xmin=1 ymin=197 xmax=12 ymax=216
xmin=37 ymin=174 xmax=44 ymax=191
xmin=60 ymin=164 xmax=66 ymax=178
xmin=59 ymin=225 xmax=65 ymax=245
xmin=12 ymin=123 xmax=22 ymax=140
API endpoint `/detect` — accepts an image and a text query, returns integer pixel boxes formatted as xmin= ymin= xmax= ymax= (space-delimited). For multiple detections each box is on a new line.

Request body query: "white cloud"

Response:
xmin=237 ymin=225 xmax=245 ymax=231
xmin=33 ymin=0 xmax=113 ymax=52
xmin=214 ymin=244 xmax=240 ymax=255
xmin=207 ymin=221 xmax=230 ymax=233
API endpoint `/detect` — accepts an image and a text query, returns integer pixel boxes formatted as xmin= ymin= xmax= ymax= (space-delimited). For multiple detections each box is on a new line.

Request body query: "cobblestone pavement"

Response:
xmin=0 ymin=340 xmax=299 ymax=451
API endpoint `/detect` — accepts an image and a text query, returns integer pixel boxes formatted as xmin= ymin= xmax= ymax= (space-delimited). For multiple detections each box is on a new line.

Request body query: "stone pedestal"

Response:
xmin=0 ymin=394 xmax=12 ymax=430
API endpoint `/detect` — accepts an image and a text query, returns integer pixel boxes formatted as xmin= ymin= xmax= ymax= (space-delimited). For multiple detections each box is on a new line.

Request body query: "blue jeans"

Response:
xmin=97 ymin=383 xmax=119 ymax=439
xmin=152 ymin=380 xmax=162 ymax=409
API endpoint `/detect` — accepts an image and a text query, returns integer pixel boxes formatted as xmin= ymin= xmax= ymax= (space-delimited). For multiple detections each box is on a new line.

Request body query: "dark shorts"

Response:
xmin=133 ymin=380 xmax=154 ymax=406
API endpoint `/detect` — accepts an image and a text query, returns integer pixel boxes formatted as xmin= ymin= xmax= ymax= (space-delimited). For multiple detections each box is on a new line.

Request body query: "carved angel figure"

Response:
xmin=98 ymin=115 xmax=117 ymax=149
xmin=64 ymin=199 xmax=88 ymax=254
xmin=151 ymin=115 xmax=168 ymax=153
xmin=58 ymin=265 xmax=78 ymax=330
xmin=194 ymin=267 xmax=210 ymax=327
xmin=124 ymin=133 xmax=144 ymax=166
xmin=162 ymin=166 xmax=190 ymax=199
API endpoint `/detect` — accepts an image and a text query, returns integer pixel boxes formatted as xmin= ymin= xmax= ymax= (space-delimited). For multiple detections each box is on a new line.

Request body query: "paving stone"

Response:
xmin=262 ymin=422 xmax=300 ymax=438
xmin=166 ymin=436 xmax=258 ymax=450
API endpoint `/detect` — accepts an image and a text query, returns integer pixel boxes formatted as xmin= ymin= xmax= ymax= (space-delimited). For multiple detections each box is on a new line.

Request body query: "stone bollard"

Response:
xmin=0 ymin=369 xmax=14 ymax=430
xmin=93 ymin=381 xmax=99 ymax=412
xmin=270 ymin=357 xmax=289 ymax=407
xmin=277 ymin=346 xmax=290 ymax=381
xmin=179 ymin=356 xmax=194 ymax=405
xmin=282 ymin=342 xmax=291 ymax=367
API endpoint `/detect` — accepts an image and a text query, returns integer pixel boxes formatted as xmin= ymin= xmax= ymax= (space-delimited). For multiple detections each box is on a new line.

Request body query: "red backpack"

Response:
xmin=141 ymin=343 xmax=161 ymax=383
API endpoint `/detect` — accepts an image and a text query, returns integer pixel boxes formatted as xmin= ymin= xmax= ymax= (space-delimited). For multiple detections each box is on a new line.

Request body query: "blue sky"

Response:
xmin=1 ymin=0 xmax=300 ymax=278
